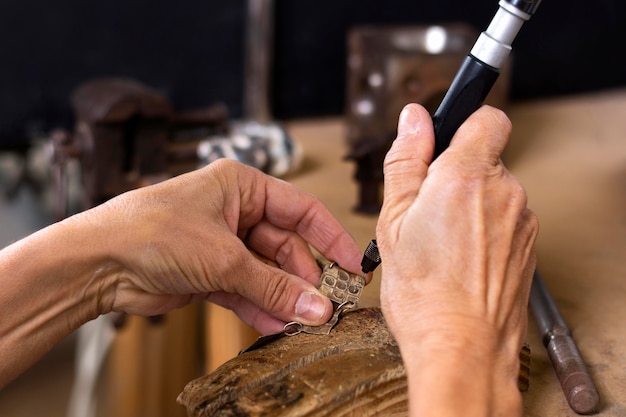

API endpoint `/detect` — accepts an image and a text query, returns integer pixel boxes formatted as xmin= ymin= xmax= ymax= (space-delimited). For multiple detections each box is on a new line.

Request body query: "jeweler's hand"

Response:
xmin=377 ymin=104 xmax=538 ymax=417
xmin=0 ymin=159 xmax=365 ymax=388
xmin=72 ymin=159 xmax=364 ymax=334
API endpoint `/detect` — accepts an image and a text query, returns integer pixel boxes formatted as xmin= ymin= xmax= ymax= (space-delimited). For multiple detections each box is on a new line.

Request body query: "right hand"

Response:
xmin=376 ymin=103 xmax=538 ymax=416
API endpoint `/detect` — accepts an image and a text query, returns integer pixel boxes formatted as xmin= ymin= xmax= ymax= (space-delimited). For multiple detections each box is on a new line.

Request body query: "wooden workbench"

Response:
xmin=281 ymin=88 xmax=626 ymax=416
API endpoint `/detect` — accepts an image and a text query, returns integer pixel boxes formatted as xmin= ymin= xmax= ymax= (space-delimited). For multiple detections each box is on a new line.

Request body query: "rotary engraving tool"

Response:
xmin=432 ymin=0 xmax=542 ymax=156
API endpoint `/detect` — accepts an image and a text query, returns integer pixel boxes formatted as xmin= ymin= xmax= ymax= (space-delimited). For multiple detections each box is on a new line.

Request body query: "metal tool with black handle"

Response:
xmin=432 ymin=0 xmax=542 ymax=155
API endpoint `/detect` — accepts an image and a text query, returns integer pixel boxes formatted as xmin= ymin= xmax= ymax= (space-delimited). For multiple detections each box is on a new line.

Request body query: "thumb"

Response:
xmin=236 ymin=257 xmax=333 ymax=326
xmin=381 ymin=103 xmax=434 ymax=217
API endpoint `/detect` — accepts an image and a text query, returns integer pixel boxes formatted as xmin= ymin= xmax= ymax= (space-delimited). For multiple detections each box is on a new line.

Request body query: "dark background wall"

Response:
xmin=1 ymin=0 xmax=625 ymax=144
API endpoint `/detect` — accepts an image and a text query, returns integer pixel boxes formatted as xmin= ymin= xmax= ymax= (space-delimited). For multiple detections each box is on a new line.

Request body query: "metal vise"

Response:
xmin=344 ymin=24 xmax=511 ymax=213
xmin=50 ymin=77 xmax=229 ymax=217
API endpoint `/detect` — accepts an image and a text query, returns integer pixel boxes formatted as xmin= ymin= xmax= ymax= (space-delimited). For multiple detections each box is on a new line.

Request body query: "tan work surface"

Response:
xmin=284 ymin=88 xmax=626 ymax=416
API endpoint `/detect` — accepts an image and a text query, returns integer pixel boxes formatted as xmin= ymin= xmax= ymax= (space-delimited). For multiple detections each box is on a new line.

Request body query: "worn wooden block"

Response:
xmin=178 ymin=308 xmax=530 ymax=417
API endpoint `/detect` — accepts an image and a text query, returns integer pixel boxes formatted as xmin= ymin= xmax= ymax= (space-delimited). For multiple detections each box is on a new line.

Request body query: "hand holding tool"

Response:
xmin=432 ymin=0 xmax=542 ymax=156
xmin=360 ymin=0 xmax=542 ymax=279
xmin=361 ymin=1 xmax=600 ymax=413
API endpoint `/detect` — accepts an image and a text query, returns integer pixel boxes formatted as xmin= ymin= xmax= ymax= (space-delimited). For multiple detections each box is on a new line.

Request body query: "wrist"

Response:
xmin=0 ymin=215 xmax=120 ymax=386
xmin=405 ymin=344 xmax=522 ymax=417
xmin=55 ymin=212 xmax=122 ymax=317
xmin=397 ymin=325 xmax=522 ymax=417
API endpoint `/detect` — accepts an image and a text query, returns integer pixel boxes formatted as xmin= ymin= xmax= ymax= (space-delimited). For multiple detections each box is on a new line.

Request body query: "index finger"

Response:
xmin=445 ymin=105 xmax=512 ymax=165
xmin=230 ymin=165 xmax=363 ymax=275
xmin=264 ymin=176 xmax=363 ymax=274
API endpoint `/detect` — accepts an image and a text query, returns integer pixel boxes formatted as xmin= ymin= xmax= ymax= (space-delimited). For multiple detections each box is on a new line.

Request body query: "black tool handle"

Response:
xmin=431 ymin=55 xmax=500 ymax=158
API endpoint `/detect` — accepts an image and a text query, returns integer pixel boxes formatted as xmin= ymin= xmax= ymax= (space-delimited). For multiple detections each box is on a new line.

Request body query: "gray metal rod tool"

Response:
xmin=529 ymin=270 xmax=600 ymax=414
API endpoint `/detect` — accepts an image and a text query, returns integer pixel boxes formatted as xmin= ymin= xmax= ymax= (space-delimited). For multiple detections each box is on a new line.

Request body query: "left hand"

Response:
xmin=70 ymin=159 xmax=364 ymax=334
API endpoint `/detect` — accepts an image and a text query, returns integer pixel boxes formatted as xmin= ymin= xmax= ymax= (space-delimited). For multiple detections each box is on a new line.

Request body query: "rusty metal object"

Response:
xmin=66 ymin=78 xmax=173 ymax=208
xmin=344 ymin=24 xmax=510 ymax=213
xmin=71 ymin=77 xmax=173 ymax=124
xmin=530 ymin=270 xmax=600 ymax=414
xmin=178 ymin=306 xmax=531 ymax=417
xmin=51 ymin=77 xmax=229 ymax=215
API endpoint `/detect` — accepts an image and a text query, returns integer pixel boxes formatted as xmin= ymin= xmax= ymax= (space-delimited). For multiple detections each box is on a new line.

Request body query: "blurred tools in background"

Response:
xmin=344 ymin=24 xmax=510 ymax=213
xmin=50 ymin=76 xmax=300 ymax=222
xmin=346 ymin=23 xmax=510 ymax=214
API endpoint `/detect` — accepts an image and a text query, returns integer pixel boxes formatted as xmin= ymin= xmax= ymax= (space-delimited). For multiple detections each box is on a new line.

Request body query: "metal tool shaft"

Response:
xmin=244 ymin=0 xmax=274 ymax=123
xmin=529 ymin=270 xmax=600 ymax=414
xmin=432 ymin=0 xmax=540 ymax=157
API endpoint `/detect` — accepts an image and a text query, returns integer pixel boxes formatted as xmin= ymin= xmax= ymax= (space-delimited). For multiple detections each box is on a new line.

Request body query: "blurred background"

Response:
xmin=1 ymin=0 xmax=625 ymax=139
xmin=1 ymin=0 xmax=625 ymax=416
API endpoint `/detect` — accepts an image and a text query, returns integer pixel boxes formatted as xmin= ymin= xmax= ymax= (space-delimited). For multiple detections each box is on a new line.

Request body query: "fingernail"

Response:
xmin=295 ymin=292 xmax=328 ymax=323
xmin=397 ymin=105 xmax=420 ymax=136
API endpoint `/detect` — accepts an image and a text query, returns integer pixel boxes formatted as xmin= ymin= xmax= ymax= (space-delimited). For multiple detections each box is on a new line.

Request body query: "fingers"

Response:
xmin=192 ymin=160 xmax=353 ymax=327
xmin=219 ymin=242 xmax=333 ymax=327
xmin=378 ymin=103 xmax=536 ymax=327
xmin=245 ymin=220 xmax=322 ymax=286
xmin=221 ymin=160 xmax=363 ymax=275
xmin=263 ymin=180 xmax=363 ymax=274
xmin=207 ymin=159 xmax=362 ymax=274
xmin=443 ymin=105 xmax=512 ymax=166
xmin=207 ymin=291 xmax=287 ymax=334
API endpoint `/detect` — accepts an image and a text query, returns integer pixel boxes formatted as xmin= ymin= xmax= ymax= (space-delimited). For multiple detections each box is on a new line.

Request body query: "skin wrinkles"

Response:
xmin=376 ymin=104 xmax=536 ymax=417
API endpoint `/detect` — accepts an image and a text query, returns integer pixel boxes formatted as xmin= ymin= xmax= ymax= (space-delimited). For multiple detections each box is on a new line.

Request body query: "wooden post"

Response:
xmin=104 ymin=304 xmax=201 ymax=417
xmin=205 ymin=303 xmax=259 ymax=373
